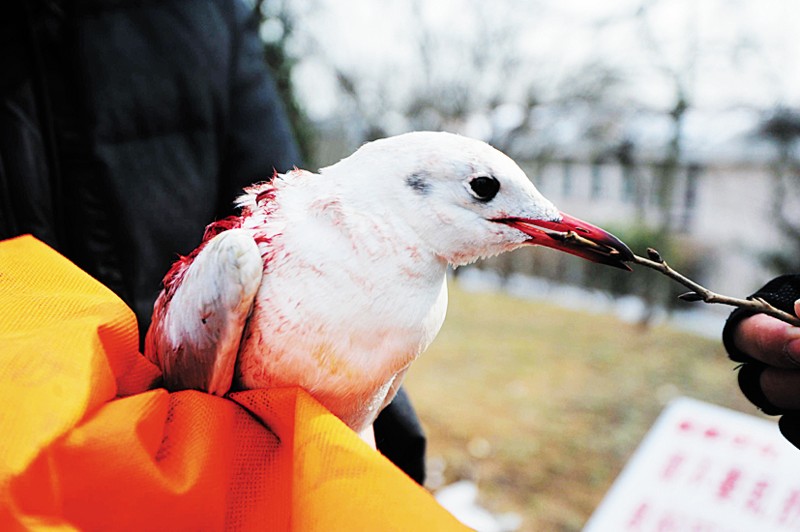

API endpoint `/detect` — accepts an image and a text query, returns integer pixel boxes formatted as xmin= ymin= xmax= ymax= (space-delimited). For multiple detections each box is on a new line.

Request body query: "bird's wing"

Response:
xmin=145 ymin=229 xmax=263 ymax=396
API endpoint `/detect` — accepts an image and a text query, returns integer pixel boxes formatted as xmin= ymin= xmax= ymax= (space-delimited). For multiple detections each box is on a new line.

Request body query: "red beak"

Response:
xmin=495 ymin=212 xmax=634 ymax=271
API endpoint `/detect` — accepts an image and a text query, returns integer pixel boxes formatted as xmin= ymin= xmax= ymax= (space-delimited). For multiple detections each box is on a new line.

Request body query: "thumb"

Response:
xmin=795 ymin=299 xmax=800 ymax=320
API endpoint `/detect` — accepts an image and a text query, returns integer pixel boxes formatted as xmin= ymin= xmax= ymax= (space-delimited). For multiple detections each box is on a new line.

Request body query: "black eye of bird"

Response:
xmin=468 ymin=175 xmax=500 ymax=201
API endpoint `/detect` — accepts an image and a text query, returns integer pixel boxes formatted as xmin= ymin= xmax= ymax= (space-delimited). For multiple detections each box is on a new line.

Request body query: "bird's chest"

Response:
xmin=250 ymin=234 xmax=446 ymax=361
xmin=235 ymin=215 xmax=448 ymax=426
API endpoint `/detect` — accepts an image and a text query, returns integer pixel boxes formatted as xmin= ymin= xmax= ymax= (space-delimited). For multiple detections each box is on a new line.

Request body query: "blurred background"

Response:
xmin=255 ymin=0 xmax=799 ymax=529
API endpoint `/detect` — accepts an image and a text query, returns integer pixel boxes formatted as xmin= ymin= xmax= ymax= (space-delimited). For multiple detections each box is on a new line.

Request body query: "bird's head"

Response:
xmin=324 ymin=131 xmax=634 ymax=269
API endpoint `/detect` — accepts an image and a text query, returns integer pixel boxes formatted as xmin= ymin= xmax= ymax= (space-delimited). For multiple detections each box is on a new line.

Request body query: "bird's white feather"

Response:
xmin=146 ymin=229 xmax=262 ymax=395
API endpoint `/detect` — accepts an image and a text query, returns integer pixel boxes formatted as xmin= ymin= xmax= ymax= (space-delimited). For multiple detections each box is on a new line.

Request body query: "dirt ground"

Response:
xmin=403 ymin=282 xmax=758 ymax=531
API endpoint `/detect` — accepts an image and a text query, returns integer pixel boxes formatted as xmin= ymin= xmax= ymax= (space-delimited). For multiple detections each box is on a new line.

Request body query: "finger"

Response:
xmin=761 ymin=367 xmax=800 ymax=410
xmin=733 ymin=313 xmax=800 ymax=369
xmin=738 ymin=364 xmax=782 ymax=415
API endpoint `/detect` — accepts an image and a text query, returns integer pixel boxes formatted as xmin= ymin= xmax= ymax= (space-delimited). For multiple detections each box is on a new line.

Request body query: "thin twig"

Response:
xmin=630 ymin=248 xmax=800 ymax=327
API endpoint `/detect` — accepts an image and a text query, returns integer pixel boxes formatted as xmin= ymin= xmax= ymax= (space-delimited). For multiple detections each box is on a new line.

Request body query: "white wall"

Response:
xmin=521 ymin=159 xmax=789 ymax=298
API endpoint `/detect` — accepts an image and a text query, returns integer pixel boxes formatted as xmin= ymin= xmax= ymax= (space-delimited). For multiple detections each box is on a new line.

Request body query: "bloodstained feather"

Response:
xmin=159 ymin=183 xmax=279 ymax=306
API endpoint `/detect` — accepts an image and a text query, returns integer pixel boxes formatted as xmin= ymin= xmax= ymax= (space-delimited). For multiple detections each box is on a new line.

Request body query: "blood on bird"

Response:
xmin=242 ymin=181 xmax=278 ymax=209
xmin=255 ymin=188 xmax=276 ymax=206
xmin=202 ymin=216 xmax=242 ymax=241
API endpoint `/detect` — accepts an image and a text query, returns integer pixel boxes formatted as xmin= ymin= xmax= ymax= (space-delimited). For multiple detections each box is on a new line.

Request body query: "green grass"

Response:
xmin=403 ymin=281 xmax=758 ymax=531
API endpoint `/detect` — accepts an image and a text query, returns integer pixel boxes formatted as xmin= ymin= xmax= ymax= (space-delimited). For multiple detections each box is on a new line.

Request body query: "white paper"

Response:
xmin=584 ymin=397 xmax=800 ymax=532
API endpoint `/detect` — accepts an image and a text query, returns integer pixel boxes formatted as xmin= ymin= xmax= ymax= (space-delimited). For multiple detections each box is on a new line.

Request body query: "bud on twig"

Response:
xmin=627 ymin=250 xmax=800 ymax=327
xmin=646 ymin=248 xmax=663 ymax=263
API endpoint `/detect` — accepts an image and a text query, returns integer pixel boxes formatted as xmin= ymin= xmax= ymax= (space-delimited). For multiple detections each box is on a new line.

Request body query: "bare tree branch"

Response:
xmin=630 ymin=248 xmax=800 ymax=327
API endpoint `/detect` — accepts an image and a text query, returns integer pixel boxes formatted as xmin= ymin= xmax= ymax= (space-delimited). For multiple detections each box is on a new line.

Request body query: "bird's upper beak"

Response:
xmin=495 ymin=212 xmax=634 ymax=271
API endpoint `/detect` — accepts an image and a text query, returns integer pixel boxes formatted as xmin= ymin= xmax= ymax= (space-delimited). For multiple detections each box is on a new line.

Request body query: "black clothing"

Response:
xmin=0 ymin=0 xmax=300 ymax=341
xmin=374 ymin=387 xmax=427 ymax=485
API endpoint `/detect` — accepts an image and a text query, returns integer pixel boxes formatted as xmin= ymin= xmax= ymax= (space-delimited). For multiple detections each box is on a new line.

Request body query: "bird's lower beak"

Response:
xmin=495 ymin=212 xmax=634 ymax=271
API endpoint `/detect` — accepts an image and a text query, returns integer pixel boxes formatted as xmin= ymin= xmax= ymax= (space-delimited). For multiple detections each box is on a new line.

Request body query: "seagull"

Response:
xmin=144 ymin=131 xmax=633 ymax=436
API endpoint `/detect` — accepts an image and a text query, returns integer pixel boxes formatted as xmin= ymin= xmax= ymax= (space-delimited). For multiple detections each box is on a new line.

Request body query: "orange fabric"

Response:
xmin=0 ymin=236 xmax=467 ymax=531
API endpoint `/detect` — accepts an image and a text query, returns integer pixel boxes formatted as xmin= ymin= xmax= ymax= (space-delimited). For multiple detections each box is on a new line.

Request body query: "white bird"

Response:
xmin=144 ymin=131 xmax=632 ymax=436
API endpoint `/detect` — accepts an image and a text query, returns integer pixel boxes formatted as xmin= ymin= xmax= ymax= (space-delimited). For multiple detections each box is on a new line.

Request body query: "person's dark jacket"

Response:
xmin=0 ymin=0 xmax=300 ymax=342
xmin=0 ymin=0 xmax=426 ymax=484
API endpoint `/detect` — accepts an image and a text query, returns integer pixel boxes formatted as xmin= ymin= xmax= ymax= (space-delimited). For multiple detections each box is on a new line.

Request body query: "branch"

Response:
xmin=630 ymin=248 xmax=800 ymax=327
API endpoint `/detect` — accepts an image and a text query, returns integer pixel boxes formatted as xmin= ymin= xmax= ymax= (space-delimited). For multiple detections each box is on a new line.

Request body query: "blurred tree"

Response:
xmin=255 ymin=0 xmax=315 ymax=162
xmin=635 ymin=0 xmax=696 ymax=234
xmin=613 ymin=138 xmax=649 ymax=222
xmin=296 ymin=0 xmax=561 ymax=158
xmin=758 ymin=107 xmax=800 ymax=273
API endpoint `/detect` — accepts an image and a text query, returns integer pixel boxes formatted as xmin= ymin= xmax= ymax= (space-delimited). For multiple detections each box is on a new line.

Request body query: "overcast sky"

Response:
xmin=283 ymin=0 xmax=800 ymax=155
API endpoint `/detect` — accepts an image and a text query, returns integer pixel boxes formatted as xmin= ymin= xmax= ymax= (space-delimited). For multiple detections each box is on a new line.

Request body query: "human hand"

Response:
xmin=733 ymin=300 xmax=800 ymax=411
xmin=725 ymin=286 xmax=800 ymax=448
